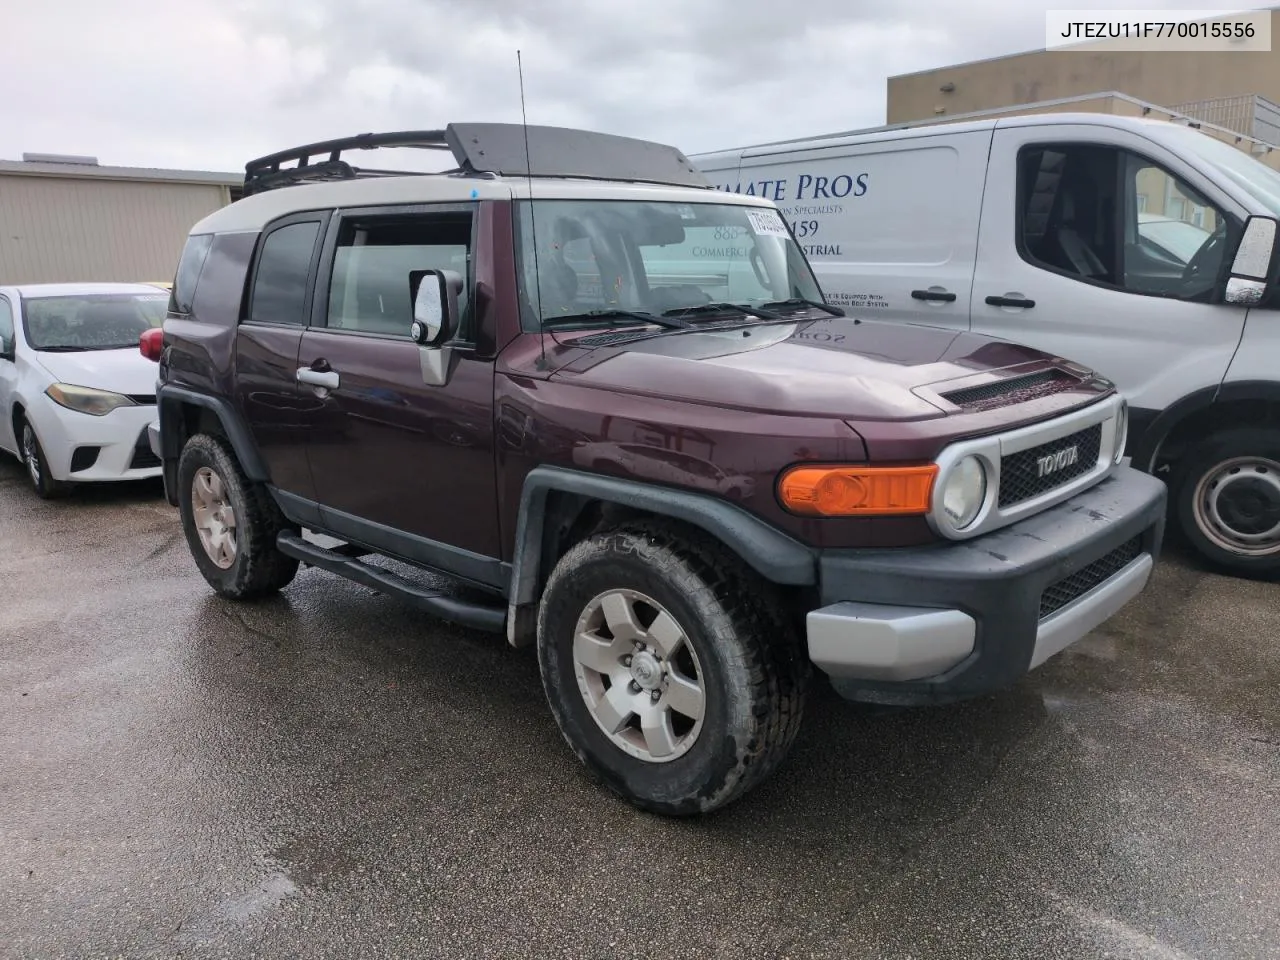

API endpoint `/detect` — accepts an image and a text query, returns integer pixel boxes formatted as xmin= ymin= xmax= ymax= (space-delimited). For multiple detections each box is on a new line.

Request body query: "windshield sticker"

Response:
xmin=746 ymin=209 xmax=789 ymax=238
xmin=674 ymin=205 xmax=698 ymax=220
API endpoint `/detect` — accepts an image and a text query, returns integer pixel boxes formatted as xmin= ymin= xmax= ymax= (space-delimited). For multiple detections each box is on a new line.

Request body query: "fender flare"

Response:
xmin=156 ymin=384 xmax=271 ymax=482
xmin=508 ymin=465 xmax=817 ymax=612
xmin=1131 ymin=380 xmax=1280 ymax=471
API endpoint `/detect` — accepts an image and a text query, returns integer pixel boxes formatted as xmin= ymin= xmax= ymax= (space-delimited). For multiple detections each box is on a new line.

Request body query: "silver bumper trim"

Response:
xmin=1030 ymin=553 xmax=1154 ymax=669
xmin=147 ymin=421 xmax=162 ymax=460
xmin=806 ymin=603 xmax=976 ymax=682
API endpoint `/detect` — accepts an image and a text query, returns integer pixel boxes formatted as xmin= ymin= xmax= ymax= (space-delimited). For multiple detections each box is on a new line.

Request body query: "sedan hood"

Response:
xmin=551 ymin=317 xmax=1090 ymax=422
xmin=34 ymin=348 xmax=159 ymax=397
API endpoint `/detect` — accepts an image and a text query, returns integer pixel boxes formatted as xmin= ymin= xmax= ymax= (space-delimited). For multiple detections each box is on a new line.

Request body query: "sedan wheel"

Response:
xmin=22 ymin=423 xmax=41 ymax=488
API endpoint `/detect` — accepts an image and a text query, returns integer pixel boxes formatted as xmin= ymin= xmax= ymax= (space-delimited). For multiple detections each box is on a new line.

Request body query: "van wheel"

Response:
xmin=1173 ymin=427 xmax=1280 ymax=576
xmin=177 ymin=434 xmax=299 ymax=599
xmin=536 ymin=521 xmax=809 ymax=816
xmin=20 ymin=418 xmax=69 ymax=499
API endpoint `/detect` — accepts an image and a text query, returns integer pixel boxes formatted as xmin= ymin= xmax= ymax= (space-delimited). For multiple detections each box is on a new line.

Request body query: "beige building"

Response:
xmin=0 ymin=154 xmax=240 ymax=285
xmin=887 ymin=8 xmax=1280 ymax=158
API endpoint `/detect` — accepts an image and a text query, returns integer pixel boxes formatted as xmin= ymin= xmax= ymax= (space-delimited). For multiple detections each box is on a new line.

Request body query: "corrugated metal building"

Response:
xmin=0 ymin=154 xmax=241 ymax=284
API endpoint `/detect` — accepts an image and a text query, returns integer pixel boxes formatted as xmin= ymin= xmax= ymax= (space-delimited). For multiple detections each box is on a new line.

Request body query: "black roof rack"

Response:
xmin=242 ymin=123 xmax=711 ymax=196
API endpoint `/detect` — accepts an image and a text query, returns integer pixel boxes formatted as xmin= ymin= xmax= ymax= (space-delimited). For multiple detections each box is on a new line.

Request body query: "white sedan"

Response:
xmin=0 ymin=283 xmax=168 ymax=497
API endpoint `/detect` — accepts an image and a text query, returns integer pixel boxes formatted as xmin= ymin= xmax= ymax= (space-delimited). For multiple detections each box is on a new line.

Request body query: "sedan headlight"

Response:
xmin=1113 ymin=399 xmax=1129 ymax=464
xmin=45 ymin=383 xmax=136 ymax=416
xmin=939 ymin=455 xmax=988 ymax=530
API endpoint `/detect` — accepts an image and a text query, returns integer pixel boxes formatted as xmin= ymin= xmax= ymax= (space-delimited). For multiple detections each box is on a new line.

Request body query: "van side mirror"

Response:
xmin=1224 ymin=215 xmax=1279 ymax=306
xmin=409 ymin=269 xmax=463 ymax=346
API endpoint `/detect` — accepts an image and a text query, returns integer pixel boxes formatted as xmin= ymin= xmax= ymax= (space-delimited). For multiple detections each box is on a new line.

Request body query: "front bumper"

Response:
xmin=807 ymin=467 xmax=1166 ymax=705
xmin=28 ymin=399 xmax=162 ymax=483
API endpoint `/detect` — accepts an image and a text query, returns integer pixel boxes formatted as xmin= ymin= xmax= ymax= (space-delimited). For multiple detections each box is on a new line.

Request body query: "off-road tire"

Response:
xmin=1172 ymin=426 xmax=1280 ymax=577
xmin=177 ymin=434 xmax=299 ymax=599
xmin=537 ymin=520 xmax=809 ymax=816
xmin=20 ymin=417 xmax=69 ymax=499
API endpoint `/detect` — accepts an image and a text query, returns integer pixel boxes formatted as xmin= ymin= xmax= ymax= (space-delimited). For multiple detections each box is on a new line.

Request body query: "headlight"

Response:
xmin=939 ymin=455 xmax=987 ymax=530
xmin=1113 ymin=400 xmax=1129 ymax=464
xmin=45 ymin=383 xmax=136 ymax=416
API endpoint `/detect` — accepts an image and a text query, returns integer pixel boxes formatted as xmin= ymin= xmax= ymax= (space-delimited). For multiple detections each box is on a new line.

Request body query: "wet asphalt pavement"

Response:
xmin=2 ymin=456 xmax=1279 ymax=960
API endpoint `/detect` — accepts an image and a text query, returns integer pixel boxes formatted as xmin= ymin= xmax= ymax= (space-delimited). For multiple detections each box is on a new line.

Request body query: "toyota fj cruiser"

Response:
xmin=148 ymin=124 xmax=1166 ymax=816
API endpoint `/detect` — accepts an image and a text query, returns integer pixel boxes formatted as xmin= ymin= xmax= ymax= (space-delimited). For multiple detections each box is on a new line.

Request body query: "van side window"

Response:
xmin=1017 ymin=144 xmax=1232 ymax=303
xmin=169 ymin=233 xmax=214 ymax=315
xmin=248 ymin=221 xmax=322 ymax=326
xmin=326 ymin=214 xmax=472 ymax=338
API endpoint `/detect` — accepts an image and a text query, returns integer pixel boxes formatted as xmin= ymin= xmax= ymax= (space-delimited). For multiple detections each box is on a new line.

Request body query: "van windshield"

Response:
xmin=1175 ymin=127 xmax=1280 ymax=218
xmin=514 ymin=199 xmax=823 ymax=330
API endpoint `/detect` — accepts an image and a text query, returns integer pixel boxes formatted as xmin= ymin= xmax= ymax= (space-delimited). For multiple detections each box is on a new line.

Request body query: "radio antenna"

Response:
xmin=517 ymin=50 xmax=546 ymax=363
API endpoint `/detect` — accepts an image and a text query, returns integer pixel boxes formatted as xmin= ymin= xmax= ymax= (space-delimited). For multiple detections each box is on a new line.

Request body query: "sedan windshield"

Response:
xmin=515 ymin=199 xmax=824 ymax=330
xmin=23 ymin=293 xmax=167 ymax=351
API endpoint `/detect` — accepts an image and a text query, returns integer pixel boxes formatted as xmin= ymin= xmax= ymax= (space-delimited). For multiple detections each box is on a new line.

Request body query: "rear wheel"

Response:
xmin=177 ymin=434 xmax=299 ymax=599
xmin=20 ymin=418 xmax=69 ymax=499
xmin=1173 ymin=427 xmax=1280 ymax=576
xmin=536 ymin=521 xmax=809 ymax=816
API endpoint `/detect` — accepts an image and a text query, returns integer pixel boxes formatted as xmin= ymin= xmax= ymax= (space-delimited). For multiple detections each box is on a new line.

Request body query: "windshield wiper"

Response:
xmin=36 ymin=345 xmax=90 ymax=352
xmin=662 ymin=302 xmax=784 ymax=321
xmin=541 ymin=309 xmax=692 ymax=331
xmin=757 ymin=298 xmax=845 ymax=317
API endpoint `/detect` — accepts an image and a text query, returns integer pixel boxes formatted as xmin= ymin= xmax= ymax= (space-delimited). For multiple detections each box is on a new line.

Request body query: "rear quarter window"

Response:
xmin=169 ymin=234 xmax=214 ymax=315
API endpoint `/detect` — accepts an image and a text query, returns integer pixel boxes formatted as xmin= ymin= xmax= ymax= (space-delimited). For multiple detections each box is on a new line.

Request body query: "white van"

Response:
xmin=694 ymin=113 xmax=1280 ymax=576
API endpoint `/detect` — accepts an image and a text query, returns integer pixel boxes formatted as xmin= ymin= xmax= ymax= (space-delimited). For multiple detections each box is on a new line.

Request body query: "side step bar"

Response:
xmin=276 ymin=531 xmax=507 ymax=633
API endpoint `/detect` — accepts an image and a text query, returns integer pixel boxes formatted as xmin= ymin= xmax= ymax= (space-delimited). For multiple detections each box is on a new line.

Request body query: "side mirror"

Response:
xmin=1224 ymin=215 xmax=1279 ymax=306
xmin=409 ymin=269 xmax=463 ymax=346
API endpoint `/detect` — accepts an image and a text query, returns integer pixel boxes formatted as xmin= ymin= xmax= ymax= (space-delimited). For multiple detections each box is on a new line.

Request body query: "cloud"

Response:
xmin=0 ymin=0 xmax=1256 ymax=171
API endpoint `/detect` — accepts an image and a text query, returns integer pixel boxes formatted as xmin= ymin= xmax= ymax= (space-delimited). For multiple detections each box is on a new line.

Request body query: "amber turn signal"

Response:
xmin=778 ymin=464 xmax=939 ymax=517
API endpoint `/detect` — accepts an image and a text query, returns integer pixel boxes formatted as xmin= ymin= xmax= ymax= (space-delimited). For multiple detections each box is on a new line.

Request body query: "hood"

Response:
xmin=550 ymin=316 xmax=1092 ymax=422
xmin=33 ymin=347 xmax=159 ymax=396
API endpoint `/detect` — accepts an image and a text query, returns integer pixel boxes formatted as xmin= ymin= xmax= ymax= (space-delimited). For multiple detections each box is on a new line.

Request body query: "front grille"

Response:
xmin=943 ymin=369 xmax=1079 ymax=412
xmin=999 ymin=424 xmax=1102 ymax=508
xmin=130 ymin=431 xmax=160 ymax=469
xmin=1040 ymin=536 xmax=1142 ymax=619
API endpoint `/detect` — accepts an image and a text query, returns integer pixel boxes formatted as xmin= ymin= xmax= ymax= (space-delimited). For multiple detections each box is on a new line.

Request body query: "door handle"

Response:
xmin=911 ymin=289 xmax=957 ymax=302
xmin=296 ymin=367 xmax=340 ymax=389
xmin=985 ymin=295 xmax=1036 ymax=309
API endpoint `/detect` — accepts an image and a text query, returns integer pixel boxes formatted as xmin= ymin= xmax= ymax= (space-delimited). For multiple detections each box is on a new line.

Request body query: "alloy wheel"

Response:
xmin=571 ymin=588 xmax=706 ymax=763
xmin=192 ymin=466 xmax=238 ymax=569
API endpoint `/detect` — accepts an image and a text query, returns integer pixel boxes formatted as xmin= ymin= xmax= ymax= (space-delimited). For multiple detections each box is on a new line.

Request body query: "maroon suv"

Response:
xmin=146 ymin=125 xmax=1166 ymax=815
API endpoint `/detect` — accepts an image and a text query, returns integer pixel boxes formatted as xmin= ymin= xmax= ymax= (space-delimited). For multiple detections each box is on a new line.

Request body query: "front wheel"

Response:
xmin=20 ymin=418 xmax=69 ymax=499
xmin=536 ymin=522 xmax=809 ymax=816
xmin=177 ymin=434 xmax=299 ymax=599
xmin=1173 ymin=427 xmax=1280 ymax=576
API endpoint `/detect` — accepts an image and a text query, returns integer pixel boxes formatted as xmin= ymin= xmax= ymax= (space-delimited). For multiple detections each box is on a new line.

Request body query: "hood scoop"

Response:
xmin=939 ymin=367 xmax=1084 ymax=413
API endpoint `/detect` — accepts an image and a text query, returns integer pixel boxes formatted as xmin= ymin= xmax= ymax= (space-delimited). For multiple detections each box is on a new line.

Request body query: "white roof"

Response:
xmin=190 ymin=173 xmax=777 ymax=235
xmin=695 ymin=110 xmax=1227 ymax=162
xmin=9 ymin=282 xmax=166 ymax=299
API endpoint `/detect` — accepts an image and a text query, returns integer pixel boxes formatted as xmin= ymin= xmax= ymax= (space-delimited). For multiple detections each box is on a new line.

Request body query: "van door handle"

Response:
xmin=297 ymin=367 xmax=340 ymax=389
xmin=985 ymin=295 xmax=1036 ymax=309
xmin=911 ymin=289 xmax=957 ymax=302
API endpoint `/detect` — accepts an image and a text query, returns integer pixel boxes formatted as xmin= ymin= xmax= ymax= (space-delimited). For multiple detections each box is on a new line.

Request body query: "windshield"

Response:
xmin=514 ymin=199 xmax=823 ymax=330
xmin=1173 ymin=126 xmax=1280 ymax=218
xmin=22 ymin=293 xmax=167 ymax=351
xmin=1138 ymin=215 xmax=1212 ymax=265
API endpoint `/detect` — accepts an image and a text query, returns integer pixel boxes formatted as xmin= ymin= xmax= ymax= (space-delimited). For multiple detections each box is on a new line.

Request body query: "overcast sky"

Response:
xmin=1 ymin=0 xmax=1258 ymax=172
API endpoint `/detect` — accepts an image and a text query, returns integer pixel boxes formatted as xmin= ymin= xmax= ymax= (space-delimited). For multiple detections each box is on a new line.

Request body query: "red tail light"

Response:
xmin=140 ymin=327 xmax=164 ymax=362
